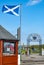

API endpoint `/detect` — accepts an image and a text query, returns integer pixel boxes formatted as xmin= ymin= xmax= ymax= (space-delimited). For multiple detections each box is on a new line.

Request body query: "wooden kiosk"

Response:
xmin=0 ymin=25 xmax=19 ymax=65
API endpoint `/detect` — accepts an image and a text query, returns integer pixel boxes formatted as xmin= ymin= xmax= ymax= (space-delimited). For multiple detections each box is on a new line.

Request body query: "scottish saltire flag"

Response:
xmin=2 ymin=5 xmax=20 ymax=16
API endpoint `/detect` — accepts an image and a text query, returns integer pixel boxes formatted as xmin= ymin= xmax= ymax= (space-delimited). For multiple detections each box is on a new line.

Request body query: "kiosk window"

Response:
xmin=3 ymin=42 xmax=16 ymax=55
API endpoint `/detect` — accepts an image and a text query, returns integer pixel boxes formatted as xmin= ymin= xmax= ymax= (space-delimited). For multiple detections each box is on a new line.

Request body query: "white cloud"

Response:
xmin=27 ymin=0 xmax=42 ymax=6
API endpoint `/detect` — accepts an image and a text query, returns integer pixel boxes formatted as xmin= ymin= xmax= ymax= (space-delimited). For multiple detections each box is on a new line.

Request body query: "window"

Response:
xmin=3 ymin=42 xmax=16 ymax=55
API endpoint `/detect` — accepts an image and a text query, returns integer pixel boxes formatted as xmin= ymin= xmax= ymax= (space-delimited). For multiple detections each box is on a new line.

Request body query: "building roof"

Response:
xmin=0 ymin=25 xmax=18 ymax=40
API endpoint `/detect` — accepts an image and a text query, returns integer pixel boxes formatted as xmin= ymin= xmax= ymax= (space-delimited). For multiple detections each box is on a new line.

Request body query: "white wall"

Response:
xmin=18 ymin=55 xmax=20 ymax=65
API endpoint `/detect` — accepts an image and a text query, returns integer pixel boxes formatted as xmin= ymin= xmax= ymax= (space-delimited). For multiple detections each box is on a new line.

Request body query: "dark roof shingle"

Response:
xmin=0 ymin=25 xmax=17 ymax=40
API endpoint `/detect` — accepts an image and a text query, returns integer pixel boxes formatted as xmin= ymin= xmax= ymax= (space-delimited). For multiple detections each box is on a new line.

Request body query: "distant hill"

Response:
xmin=30 ymin=45 xmax=44 ymax=49
xmin=18 ymin=44 xmax=44 ymax=49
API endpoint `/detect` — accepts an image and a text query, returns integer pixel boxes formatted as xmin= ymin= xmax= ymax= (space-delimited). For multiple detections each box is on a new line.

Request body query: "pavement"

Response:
xmin=21 ymin=54 xmax=44 ymax=65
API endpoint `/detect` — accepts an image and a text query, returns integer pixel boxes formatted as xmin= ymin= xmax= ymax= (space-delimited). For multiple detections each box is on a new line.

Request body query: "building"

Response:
xmin=0 ymin=25 xmax=19 ymax=65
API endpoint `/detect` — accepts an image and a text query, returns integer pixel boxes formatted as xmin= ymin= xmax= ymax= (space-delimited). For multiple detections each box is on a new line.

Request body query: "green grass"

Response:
xmin=20 ymin=44 xmax=44 ymax=54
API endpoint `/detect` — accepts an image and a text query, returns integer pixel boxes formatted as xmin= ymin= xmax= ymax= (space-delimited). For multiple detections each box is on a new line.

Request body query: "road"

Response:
xmin=21 ymin=54 xmax=44 ymax=65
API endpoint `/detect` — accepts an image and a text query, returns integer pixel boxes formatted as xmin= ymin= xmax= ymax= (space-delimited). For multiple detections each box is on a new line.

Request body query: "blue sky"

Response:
xmin=0 ymin=0 xmax=44 ymax=45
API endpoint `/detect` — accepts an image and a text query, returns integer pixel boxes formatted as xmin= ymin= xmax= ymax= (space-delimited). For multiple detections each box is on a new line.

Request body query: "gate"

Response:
xmin=27 ymin=33 xmax=42 ymax=55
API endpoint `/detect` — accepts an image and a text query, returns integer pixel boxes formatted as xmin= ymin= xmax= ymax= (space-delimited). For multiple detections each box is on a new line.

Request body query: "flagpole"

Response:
xmin=20 ymin=4 xmax=22 ymax=62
